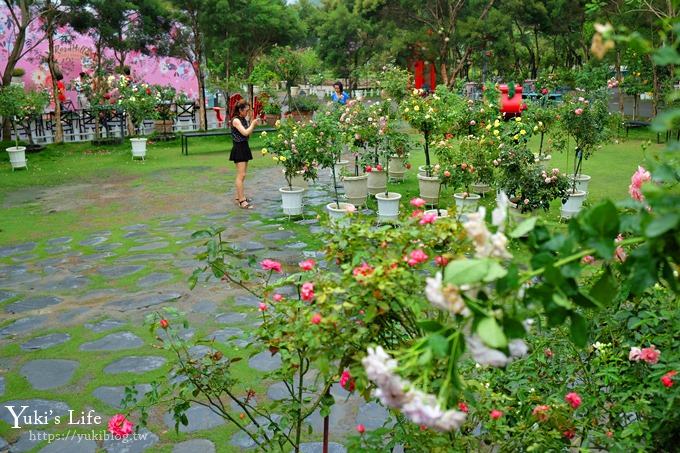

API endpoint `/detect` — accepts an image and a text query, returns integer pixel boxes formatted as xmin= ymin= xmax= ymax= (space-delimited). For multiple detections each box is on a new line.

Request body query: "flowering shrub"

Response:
xmin=376 ymin=64 xmax=412 ymax=102
xmin=118 ymin=79 xmax=159 ymax=135
xmin=260 ymin=119 xmax=318 ymax=189
xmin=510 ymin=166 xmax=571 ymax=213
xmin=432 ymin=137 xmax=477 ymax=192
xmin=153 ymin=85 xmax=177 ymax=121
xmin=0 ymin=85 xmax=49 ymax=147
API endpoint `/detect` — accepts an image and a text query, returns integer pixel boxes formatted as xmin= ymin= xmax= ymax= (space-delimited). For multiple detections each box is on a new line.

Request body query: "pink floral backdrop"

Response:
xmin=0 ymin=5 xmax=198 ymax=106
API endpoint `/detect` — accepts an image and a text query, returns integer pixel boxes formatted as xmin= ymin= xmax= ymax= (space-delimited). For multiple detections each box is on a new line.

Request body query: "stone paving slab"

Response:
xmin=0 ymin=400 xmax=70 ymax=425
xmin=8 ymin=430 xmax=47 ymax=452
xmin=84 ymin=319 xmax=127 ymax=333
xmin=136 ymin=272 xmax=173 ymax=288
xmin=0 ymin=376 xmax=4 ymax=396
xmin=38 ymin=438 xmax=97 ymax=452
xmin=93 ymin=384 xmax=152 ymax=409
xmin=216 ymin=312 xmax=248 ymax=324
xmin=97 ymin=265 xmax=145 ymax=278
xmin=0 ymin=315 xmax=48 ymax=338
xmin=163 ymin=404 xmax=226 ymax=433
xmin=172 ymin=439 xmax=216 ymax=453
xmin=20 ymin=333 xmax=71 ymax=351
xmin=103 ymin=428 xmax=159 ymax=453
xmin=20 ymin=359 xmax=79 ymax=390
xmin=4 ymin=296 xmax=64 ymax=314
xmin=129 ymin=241 xmax=169 ymax=252
xmin=298 ymin=442 xmax=347 ymax=453
xmin=248 ymin=350 xmax=282 ymax=372
xmin=80 ymin=332 xmax=144 ymax=351
xmin=106 ymin=292 xmax=182 ymax=311
xmin=0 ymin=242 xmax=36 ymax=258
xmin=104 ymin=356 xmax=166 ymax=374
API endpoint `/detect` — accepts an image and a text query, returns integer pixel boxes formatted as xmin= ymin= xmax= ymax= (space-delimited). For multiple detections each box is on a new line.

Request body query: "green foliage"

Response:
xmin=260 ymin=119 xmax=318 ymax=188
xmin=376 ymin=64 xmax=411 ymax=103
xmin=11 ymin=67 xmax=25 ymax=77
xmin=117 ymin=79 xmax=159 ymax=133
xmin=289 ymin=94 xmax=320 ymax=112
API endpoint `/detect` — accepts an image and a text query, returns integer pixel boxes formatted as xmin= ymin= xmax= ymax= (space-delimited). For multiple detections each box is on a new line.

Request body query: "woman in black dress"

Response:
xmin=230 ymin=99 xmax=259 ymax=208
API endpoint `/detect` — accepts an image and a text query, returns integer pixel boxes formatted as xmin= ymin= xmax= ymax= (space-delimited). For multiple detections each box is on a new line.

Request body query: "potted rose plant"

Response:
xmin=0 ymin=84 xmax=30 ymax=170
xmin=153 ymin=85 xmax=177 ymax=140
xmin=437 ymin=136 xmax=481 ymax=218
xmin=554 ymin=89 xmax=610 ymax=217
xmin=118 ymin=79 xmax=159 ymax=159
xmin=262 ymin=119 xmax=317 ymax=216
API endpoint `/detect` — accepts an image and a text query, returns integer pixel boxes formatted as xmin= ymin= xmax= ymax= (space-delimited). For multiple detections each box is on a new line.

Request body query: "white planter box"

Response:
xmin=417 ymin=174 xmax=441 ymax=205
xmin=130 ymin=138 xmax=148 ymax=160
xmin=6 ymin=146 xmax=27 ymax=170
xmin=342 ymin=174 xmax=368 ymax=207
xmin=326 ymin=202 xmax=355 ymax=226
xmin=568 ymin=174 xmax=591 ymax=194
xmin=561 ymin=190 xmax=587 ymax=219
xmin=367 ymin=170 xmax=387 ymax=195
xmin=280 ymin=187 xmax=305 ymax=215
xmin=375 ymin=191 xmax=401 ymax=222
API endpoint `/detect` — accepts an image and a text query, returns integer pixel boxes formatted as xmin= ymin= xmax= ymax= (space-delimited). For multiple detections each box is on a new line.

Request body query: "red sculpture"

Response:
xmin=413 ymin=60 xmax=436 ymax=91
xmin=499 ymin=84 xmax=527 ymax=118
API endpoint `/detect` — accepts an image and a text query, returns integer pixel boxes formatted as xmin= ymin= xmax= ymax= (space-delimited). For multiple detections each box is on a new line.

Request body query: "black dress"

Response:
xmin=229 ymin=116 xmax=253 ymax=162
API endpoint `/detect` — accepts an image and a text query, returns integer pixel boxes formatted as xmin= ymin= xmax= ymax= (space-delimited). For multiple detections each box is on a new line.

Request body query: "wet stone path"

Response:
xmin=0 ymin=166 xmax=389 ymax=452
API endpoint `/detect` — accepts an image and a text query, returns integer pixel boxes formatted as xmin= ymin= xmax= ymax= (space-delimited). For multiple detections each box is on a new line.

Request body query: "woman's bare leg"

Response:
xmin=235 ymin=161 xmax=247 ymax=202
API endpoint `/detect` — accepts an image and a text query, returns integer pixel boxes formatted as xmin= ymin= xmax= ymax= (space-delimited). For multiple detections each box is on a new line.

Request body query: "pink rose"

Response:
xmin=469 ymin=120 xmax=476 ymax=126
xmin=340 ymin=370 xmax=355 ymax=391
xmin=614 ymin=246 xmax=627 ymax=263
xmin=640 ymin=345 xmax=661 ymax=364
xmin=273 ymin=294 xmax=284 ymax=302
xmin=345 ymin=204 xmax=356 ymax=213
xmin=356 ymin=423 xmax=365 ymax=434
xmin=490 ymin=409 xmax=503 ymax=420
xmin=581 ymin=255 xmax=595 ymax=265
xmin=419 ymin=212 xmax=437 ymax=225
xmin=574 ymin=108 xmax=584 ymax=115
xmin=661 ymin=370 xmax=677 ymax=388
xmin=444 ymin=170 xmax=451 ymax=177
xmin=301 ymin=282 xmax=315 ymax=302
xmin=311 ymin=313 xmax=322 ymax=324
xmin=365 ymin=165 xmax=372 ymax=173
xmin=406 ymin=249 xmax=428 ymax=266
xmin=108 ymin=414 xmax=134 ymax=438
xmin=564 ymin=392 xmax=582 ymax=409
xmin=458 ymin=402 xmax=469 ymax=413
xmin=541 ymin=88 xmax=549 ymax=95
xmin=435 ymin=255 xmax=449 ymax=267
xmin=628 ymin=166 xmax=651 ymax=202
xmin=532 ymin=405 xmax=550 ymax=422
xmin=629 ymin=347 xmax=642 ymax=361
xmin=410 ymin=197 xmax=426 ymax=208
xmin=299 ymin=259 xmax=316 ymax=271
xmin=260 ymin=259 xmax=282 ymax=273
xmin=258 ymin=302 xmax=267 ymax=312
xmin=376 ymin=164 xmax=383 ymax=171
xmin=353 ymin=262 xmax=374 ymax=278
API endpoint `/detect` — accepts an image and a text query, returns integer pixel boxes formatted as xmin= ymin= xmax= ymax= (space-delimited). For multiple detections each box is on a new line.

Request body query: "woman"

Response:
xmin=331 ymin=81 xmax=349 ymax=105
xmin=230 ymin=99 xmax=259 ymax=209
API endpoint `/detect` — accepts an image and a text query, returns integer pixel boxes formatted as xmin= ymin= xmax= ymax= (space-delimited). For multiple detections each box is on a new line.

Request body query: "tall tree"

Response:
xmin=1 ymin=0 xmax=44 ymax=140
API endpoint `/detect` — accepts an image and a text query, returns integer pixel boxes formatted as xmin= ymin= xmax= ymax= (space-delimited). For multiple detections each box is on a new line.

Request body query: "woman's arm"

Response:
xmin=232 ymin=117 xmax=259 ymax=137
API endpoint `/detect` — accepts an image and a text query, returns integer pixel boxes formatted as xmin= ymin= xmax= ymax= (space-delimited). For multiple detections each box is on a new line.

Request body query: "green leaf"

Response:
xmin=429 ymin=333 xmax=449 ymax=358
xmin=418 ymin=320 xmax=444 ymax=333
xmin=583 ymin=201 xmax=619 ymax=258
xmin=477 ymin=317 xmax=507 ymax=349
xmin=444 ymin=259 xmax=507 ymax=286
xmin=569 ymin=313 xmax=588 ymax=347
xmin=191 ymin=230 xmax=213 ymax=239
xmin=552 ymin=293 xmax=573 ymax=309
xmin=652 ymin=46 xmax=680 ymax=66
xmin=645 ymin=213 xmax=679 ymax=238
xmin=510 ymin=217 xmax=538 ymax=238
xmin=589 ymin=268 xmax=616 ymax=306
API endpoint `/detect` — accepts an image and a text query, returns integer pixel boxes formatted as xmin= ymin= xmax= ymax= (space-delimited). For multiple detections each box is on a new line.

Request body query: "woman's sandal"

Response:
xmin=233 ymin=197 xmax=253 ymax=205
xmin=238 ymin=199 xmax=254 ymax=209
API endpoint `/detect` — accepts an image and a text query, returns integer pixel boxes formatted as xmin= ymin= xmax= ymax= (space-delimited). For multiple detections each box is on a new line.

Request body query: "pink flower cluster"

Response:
xmin=405 ymin=249 xmax=428 ymax=266
xmin=565 ymin=392 xmax=582 ymax=409
xmin=340 ymin=369 xmax=356 ymax=392
xmin=629 ymin=345 xmax=661 ymax=364
xmin=419 ymin=212 xmax=437 ymax=225
xmin=353 ymin=262 xmax=375 ymax=279
xmin=661 ymin=370 xmax=677 ymax=388
xmin=532 ymin=405 xmax=550 ymax=422
xmin=299 ymin=259 xmax=316 ymax=271
xmin=301 ymin=282 xmax=315 ymax=301
xmin=410 ymin=197 xmax=426 ymax=208
xmin=260 ymin=259 xmax=282 ymax=273
xmin=628 ymin=166 xmax=651 ymax=202
xmin=541 ymin=168 xmax=561 ymax=184
xmin=108 ymin=414 xmax=134 ymax=438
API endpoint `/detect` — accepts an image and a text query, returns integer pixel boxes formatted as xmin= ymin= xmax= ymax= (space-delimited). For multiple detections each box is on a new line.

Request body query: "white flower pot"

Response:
xmin=418 ymin=165 xmax=430 ymax=177
xmin=279 ymin=187 xmax=305 ymax=215
xmin=130 ymin=138 xmax=147 ymax=160
xmin=388 ymin=157 xmax=407 ymax=181
xmin=290 ymin=86 xmax=300 ymax=96
xmin=375 ymin=191 xmax=401 ymax=222
xmin=6 ymin=146 xmax=27 ymax=170
xmin=326 ymin=202 xmax=355 ymax=226
xmin=534 ymin=153 xmax=552 ymax=163
xmin=342 ymin=174 xmax=368 ymax=207
xmin=471 ymin=182 xmax=491 ymax=195
xmin=367 ymin=170 xmax=387 ymax=195
xmin=568 ymin=174 xmax=591 ymax=193
xmin=290 ymin=174 xmax=308 ymax=190
xmin=417 ymin=174 xmax=441 ymax=205
xmin=561 ymin=190 xmax=587 ymax=219
xmin=424 ymin=208 xmax=448 ymax=218
xmin=454 ymin=193 xmax=481 ymax=214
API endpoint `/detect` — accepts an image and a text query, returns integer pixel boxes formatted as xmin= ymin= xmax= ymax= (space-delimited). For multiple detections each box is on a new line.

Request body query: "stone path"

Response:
xmin=0 ymin=164 xmax=389 ymax=451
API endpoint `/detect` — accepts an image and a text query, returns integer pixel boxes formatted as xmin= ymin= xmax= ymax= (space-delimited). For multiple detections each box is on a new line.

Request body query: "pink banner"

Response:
xmin=0 ymin=5 xmax=198 ymax=105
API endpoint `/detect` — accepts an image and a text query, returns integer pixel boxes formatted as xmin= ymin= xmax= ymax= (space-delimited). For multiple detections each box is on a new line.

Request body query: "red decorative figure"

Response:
xmin=499 ymin=84 xmax=526 ymax=118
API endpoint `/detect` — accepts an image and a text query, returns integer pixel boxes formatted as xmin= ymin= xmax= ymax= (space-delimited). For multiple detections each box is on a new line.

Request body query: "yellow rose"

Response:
xmin=515 ymin=117 xmax=521 ymax=122
xmin=280 ymin=156 xmax=287 ymax=162
xmin=275 ymin=120 xmax=281 ymax=127
xmin=261 ymin=148 xmax=268 ymax=154
xmin=413 ymin=88 xmax=419 ymax=95
xmin=513 ymin=134 xmax=519 ymax=140
xmin=404 ymin=107 xmax=410 ymax=113
xmin=533 ymin=126 xmax=539 ymax=132
xmin=261 ymin=131 xmax=267 ymax=137
xmin=538 ymin=121 xmax=543 ymax=127
xmin=414 ymin=105 xmax=420 ymax=111
xmin=494 ymin=120 xmax=500 ymax=127
xmin=493 ymin=129 xmax=499 ymax=136
xmin=485 ymin=124 xmax=492 ymax=130
xmin=272 ymin=156 xmax=279 ymax=161
xmin=520 ymin=130 xmax=526 ymax=135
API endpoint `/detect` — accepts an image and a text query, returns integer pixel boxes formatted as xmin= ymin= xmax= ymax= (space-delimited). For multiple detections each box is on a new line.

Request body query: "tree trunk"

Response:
xmin=196 ymin=65 xmax=206 ymax=131
xmin=46 ymin=12 xmax=64 ymax=144
xmin=651 ymin=55 xmax=659 ymax=117
xmin=615 ymin=49 xmax=624 ymax=117
xmin=2 ymin=0 xmax=31 ymax=140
